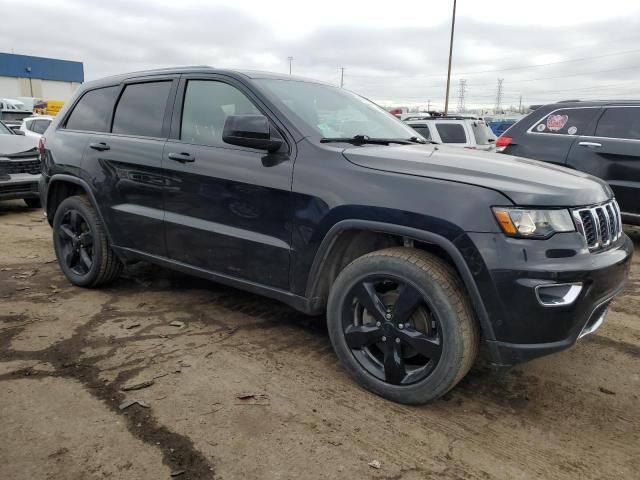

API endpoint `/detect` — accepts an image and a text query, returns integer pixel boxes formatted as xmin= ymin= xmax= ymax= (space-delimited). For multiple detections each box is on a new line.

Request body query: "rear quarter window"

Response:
xmin=65 ymin=86 xmax=119 ymax=133
xmin=529 ymin=107 xmax=599 ymax=136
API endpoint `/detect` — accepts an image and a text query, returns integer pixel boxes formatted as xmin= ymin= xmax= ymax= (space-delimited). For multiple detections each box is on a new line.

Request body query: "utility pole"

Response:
xmin=427 ymin=99 xmax=431 ymax=111
xmin=494 ymin=78 xmax=504 ymax=114
xmin=287 ymin=56 xmax=293 ymax=75
xmin=518 ymin=95 xmax=523 ymax=114
xmin=443 ymin=0 xmax=457 ymax=115
xmin=340 ymin=67 xmax=345 ymax=87
xmin=456 ymin=79 xmax=467 ymax=113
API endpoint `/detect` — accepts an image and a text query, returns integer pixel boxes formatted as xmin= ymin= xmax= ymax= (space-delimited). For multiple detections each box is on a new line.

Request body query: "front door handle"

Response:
xmin=89 ymin=142 xmax=110 ymax=151
xmin=167 ymin=152 xmax=195 ymax=163
xmin=578 ymin=141 xmax=602 ymax=148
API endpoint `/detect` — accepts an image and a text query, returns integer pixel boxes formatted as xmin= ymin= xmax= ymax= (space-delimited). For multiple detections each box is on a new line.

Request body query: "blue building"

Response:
xmin=0 ymin=52 xmax=84 ymax=101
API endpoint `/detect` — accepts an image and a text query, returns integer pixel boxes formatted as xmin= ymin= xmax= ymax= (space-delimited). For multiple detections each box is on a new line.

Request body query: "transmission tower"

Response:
xmin=456 ymin=79 xmax=467 ymax=113
xmin=494 ymin=78 xmax=504 ymax=114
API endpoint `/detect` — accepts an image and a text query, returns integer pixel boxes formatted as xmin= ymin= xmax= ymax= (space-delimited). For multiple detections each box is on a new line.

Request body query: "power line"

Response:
xmin=446 ymin=48 xmax=640 ymax=76
xmin=348 ymin=48 xmax=640 ymax=80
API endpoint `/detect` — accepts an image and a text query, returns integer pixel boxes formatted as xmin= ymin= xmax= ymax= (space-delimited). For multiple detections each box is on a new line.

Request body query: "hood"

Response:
xmin=0 ymin=135 xmax=39 ymax=156
xmin=343 ymin=144 xmax=611 ymax=207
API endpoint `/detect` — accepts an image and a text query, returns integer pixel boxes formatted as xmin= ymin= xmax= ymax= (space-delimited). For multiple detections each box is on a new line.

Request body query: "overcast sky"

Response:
xmin=2 ymin=0 xmax=640 ymax=110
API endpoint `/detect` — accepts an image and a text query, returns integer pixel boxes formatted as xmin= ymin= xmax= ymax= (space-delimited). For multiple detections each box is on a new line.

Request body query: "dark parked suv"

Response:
xmin=39 ymin=68 xmax=632 ymax=404
xmin=496 ymin=100 xmax=640 ymax=225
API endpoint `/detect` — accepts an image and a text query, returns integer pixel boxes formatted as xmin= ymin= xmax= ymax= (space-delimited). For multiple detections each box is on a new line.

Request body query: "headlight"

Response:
xmin=492 ymin=207 xmax=575 ymax=238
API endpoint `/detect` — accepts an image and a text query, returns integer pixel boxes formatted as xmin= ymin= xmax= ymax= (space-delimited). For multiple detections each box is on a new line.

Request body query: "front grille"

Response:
xmin=0 ymin=183 xmax=38 ymax=194
xmin=572 ymin=200 xmax=622 ymax=251
xmin=0 ymin=158 xmax=41 ymax=175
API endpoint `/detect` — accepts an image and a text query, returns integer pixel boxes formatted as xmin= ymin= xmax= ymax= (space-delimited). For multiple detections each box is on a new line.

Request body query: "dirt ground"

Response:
xmin=1 ymin=199 xmax=639 ymax=480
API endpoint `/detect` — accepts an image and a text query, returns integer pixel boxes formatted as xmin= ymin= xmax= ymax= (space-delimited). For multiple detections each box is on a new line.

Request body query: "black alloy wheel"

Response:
xmin=327 ymin=247 xmax=479 ymax=404
xmin=342 ymin=275 xmax=442 ymax=386
xmin=52 ymin=195 xmax=122 ymax=287
xmin=57 ymin=209 xmax=94 ymax=276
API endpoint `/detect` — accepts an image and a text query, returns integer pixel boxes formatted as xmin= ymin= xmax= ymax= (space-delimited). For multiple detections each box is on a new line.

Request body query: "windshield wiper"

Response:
xmin=321 ymin=135 xmax=419 ymax=146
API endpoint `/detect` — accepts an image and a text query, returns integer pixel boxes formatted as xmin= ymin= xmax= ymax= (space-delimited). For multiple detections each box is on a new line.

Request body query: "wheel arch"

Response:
xmin=305 ymin=219 xmax=496 ymax=342
xmin=46 ymin=174 xmax=114 ymax=244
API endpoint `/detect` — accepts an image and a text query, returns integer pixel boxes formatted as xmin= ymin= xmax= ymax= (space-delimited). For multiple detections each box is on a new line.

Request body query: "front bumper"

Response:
xmin=0 ymin=174 xmax=40 ymax=200
xmin=462 ymin=231 xmax=633 ymax=366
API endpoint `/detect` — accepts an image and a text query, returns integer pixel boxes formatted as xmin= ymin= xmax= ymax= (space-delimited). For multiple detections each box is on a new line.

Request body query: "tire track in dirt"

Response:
xmin=0 ymin=293 xmax=215 ymax=480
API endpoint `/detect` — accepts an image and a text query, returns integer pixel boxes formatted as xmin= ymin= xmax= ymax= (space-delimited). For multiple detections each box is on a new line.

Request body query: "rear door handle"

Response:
xmin=578 ymin=141 xmax=602 ymax=148
xmin=167 ymin=152 xmax=195 ymax=163
xmin=89 ymin=142 xmax=110 ymax=151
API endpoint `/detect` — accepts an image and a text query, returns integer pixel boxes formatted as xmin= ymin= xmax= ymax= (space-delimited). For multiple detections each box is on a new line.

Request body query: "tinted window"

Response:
xmin=436 ymin=123 xmax=467 ymax=143
xmin=112 ymin=81 xmax=172 ymax=137
xmin=66 ymin=87 xmax=119 ymax=132
xmin=410 ymin=125 xmax=431 ymax=140
xmin=530 ymin=107 xmax=599 ymax=136
xmin=31 ymin=119 xmax=51 ymax=134
xmin=595 ymin=107 xmax=640 ymax=140
xmin=181 ymin=80 xmax=260 ymax=147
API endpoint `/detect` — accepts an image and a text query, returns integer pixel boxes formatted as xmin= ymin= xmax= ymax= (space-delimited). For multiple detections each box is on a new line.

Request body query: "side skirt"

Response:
xmin=112 ymin=246 xmax=316 ymax=315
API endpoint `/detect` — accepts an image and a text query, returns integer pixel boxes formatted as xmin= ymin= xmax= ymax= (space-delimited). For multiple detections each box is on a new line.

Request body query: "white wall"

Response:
xmin=0 ymin=76 xmax=21 ymax=97
xmin=0 ymin=76 xmax=80 ymax=101
xmin=41 ymin=80 xmax=81 ymax=101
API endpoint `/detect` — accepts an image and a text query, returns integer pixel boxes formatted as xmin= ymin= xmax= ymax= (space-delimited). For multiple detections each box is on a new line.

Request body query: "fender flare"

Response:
xmin=305 ymin=219 xmax=496 ymax=341
xmin=46 ymin=174 xmax=115 ymax=244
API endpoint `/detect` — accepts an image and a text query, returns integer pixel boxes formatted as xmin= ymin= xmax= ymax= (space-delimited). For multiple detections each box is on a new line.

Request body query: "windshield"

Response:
xmin=0 ymin=122 xmax=12 ymax=135
xmin=256 ymin=79 xmax=422 ymax=141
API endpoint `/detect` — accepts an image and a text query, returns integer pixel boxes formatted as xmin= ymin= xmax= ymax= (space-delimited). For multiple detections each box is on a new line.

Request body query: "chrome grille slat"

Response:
xmin=572 ymin=200 xmax=622 ymax=252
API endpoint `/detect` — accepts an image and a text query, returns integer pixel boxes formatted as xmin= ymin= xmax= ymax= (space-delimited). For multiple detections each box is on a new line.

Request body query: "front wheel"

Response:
xmin=327 ymin=247 xmax=479 ymax=404
xmin=52 ymin=195 xmax=123 ymax=287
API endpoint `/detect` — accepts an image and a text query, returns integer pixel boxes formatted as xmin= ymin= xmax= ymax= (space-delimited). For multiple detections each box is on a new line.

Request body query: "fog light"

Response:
xmin=535 ymin=283 xmax=583 ymax=307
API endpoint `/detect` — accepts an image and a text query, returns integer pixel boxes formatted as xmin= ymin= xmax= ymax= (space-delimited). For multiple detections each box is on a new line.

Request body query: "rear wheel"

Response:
xmin=24 ymin=198 xmax=41 ymax=209
xmin=52 ymin=195 xmax=122 ymax=287
xmin=327 ymin=247 xmax=478 ymax=404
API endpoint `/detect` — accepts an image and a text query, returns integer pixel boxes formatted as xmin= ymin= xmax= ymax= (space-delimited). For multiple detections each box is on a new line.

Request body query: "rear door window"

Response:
xmin=529 ymin=107 xmax=599 ymax=136
xmin=112 ymin=81 xmax=173 ymax=138
xmin=435 ymin=123 xmax=467 ymax=143
xmin=65 ymin=86 xmax=119 ymax=132
xmin=595 ymin=107 xmax=640 ymax=140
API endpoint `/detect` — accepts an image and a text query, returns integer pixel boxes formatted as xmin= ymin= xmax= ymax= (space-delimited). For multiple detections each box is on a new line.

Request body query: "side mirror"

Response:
xmin=14 ymin=129 xmax=25 ymax=136
xmin=222 ymin=115 xmax=283 ymax=153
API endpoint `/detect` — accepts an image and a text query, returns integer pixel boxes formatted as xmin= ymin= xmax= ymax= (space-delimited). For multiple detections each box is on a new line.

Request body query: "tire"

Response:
xmin=52 ymin=195 xmax=123 ymax=287
xmin=327 ymin=247 xmax=479 ymax=404
xmin=24 ymin=198 xmax=41 ymax=209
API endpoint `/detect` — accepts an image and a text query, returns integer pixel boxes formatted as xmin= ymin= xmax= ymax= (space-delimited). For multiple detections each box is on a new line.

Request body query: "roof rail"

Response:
xmin=404 ymin=115 xmax=481 ymax=121
xmin=557 ymin=99 xmax=580 ymax=103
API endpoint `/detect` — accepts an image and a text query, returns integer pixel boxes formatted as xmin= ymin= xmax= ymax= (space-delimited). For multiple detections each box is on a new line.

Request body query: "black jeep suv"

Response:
xmin=39 ymin=68 xmax=632 ymax=404
xmin=496 ymin=100 xmax=640 ymax=225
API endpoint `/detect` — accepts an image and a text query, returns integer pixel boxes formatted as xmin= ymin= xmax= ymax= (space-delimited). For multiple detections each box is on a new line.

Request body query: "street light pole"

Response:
xmin=288 ymin=56 xmax=293 ymax=75
xmin=443 ymin=0 xmax=457 ymax=115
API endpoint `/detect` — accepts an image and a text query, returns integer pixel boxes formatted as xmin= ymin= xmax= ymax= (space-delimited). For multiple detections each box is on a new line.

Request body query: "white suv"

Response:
xmin=19 ymin=116 xmax=54 ymax=138
xmin=404 ymin=115 xmax=496 ymax=151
